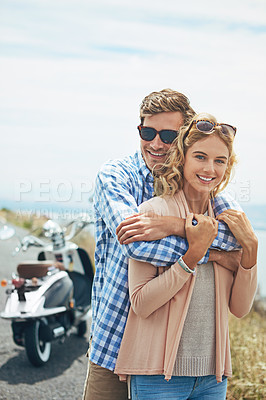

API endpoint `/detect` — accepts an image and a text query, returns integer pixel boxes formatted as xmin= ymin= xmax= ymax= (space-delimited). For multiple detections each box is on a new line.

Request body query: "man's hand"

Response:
xmin=209 ymin=249 xmax=242 ymax=272
xmin=116 ymin=212 xmax=186 ymax=244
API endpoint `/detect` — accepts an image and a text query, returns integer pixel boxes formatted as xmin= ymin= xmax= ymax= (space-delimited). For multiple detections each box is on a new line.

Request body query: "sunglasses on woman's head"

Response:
xmin=188 ymin=120 xmax=237 ymax=137
xmin=138 ymin=125 xmax=178 ymax=144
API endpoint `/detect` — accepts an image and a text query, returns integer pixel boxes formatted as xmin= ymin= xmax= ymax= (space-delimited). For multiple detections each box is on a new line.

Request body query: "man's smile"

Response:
xmin=147 ymin=150 xmax=167 ymax=157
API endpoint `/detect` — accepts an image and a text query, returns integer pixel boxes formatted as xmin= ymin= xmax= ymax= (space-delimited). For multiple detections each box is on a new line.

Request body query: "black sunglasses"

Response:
xmin=138 ymin=125 xmax=178 ymax=144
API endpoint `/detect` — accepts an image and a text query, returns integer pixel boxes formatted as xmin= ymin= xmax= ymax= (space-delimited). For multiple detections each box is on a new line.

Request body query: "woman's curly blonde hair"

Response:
xmin=154 ymin=112 xmax=237 ymax=199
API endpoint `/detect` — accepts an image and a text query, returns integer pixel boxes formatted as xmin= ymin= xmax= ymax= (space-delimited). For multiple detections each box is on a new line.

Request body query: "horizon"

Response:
xmin=1 ymin=197 xmax=266 ymax=231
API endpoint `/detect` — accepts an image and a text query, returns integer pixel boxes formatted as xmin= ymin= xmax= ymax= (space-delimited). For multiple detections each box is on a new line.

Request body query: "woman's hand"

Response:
xmin=217 ymin=210 xmax=258 ymax=269
xmin=182 ymin=213 xmax=218 ymax=269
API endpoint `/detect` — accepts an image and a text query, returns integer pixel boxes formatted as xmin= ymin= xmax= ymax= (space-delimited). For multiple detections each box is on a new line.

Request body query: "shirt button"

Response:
xmin=221 ymin=243 xmax=226 ymax=249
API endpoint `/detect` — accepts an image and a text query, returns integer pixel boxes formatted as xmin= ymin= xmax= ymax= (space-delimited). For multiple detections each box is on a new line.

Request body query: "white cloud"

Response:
xmin=0 ymin=0 xmax=265 ymax=205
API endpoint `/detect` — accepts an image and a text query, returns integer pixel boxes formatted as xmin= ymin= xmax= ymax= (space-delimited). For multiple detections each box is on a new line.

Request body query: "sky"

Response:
xmin=0 ymin=0 xmax=266 ymax=212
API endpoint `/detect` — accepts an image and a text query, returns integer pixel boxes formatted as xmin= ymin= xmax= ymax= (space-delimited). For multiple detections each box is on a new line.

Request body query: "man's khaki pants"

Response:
xmin=83 ymin=360 xmax=128 ymax=400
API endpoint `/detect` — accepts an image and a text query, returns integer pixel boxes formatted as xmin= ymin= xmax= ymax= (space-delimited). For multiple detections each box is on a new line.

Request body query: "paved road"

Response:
xmin=0 ymin=226 xmax=90 ymax=400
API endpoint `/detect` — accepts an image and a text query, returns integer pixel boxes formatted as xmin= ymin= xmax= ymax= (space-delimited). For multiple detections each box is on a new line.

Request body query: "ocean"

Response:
xmin=255 ymin=229 xmax=266 ymax=298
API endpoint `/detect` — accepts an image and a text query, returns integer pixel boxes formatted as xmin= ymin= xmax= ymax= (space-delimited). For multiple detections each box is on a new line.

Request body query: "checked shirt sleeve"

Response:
xmin=95 ymin=165 xmax=205 ymax=267
xmin=211 ymin=192 xmax=242 ymax=251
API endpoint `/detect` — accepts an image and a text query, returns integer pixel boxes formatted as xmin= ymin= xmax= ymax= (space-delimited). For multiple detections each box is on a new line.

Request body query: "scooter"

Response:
xmin=0 ymin=215 xmax=94 ymax=367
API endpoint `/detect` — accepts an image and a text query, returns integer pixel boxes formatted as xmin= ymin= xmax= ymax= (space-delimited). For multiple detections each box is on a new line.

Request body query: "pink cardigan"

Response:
xmin=114 ymin=190 xmax=257 ymax=383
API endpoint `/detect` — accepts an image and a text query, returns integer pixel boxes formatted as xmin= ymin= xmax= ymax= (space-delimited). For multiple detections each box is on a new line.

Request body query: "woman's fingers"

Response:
xmin=218 ymin=210 xmax=257 ymax=250
xmin=185 ymin=213 xmax=218 ymax=259
xmin=218 ymin=209 xmax=245 ymax=222
xmin=185 ymin=213 xmax=194 ymax=228
xmin=218 ymin=210 xmax=249 ymax=229
xmin=193 ymin=214 xmax=218 ymax=234
xmin=212 ymin=218 xmax=219 ymax=235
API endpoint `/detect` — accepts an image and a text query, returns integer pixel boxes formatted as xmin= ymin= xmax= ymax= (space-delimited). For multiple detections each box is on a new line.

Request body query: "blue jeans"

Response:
xmin=131 ymin=375 xmax=227 ymax=400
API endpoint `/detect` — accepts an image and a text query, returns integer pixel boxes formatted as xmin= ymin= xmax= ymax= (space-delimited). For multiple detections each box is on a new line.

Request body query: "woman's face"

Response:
xmin=183 ymin=134 xmax=229 ymax=197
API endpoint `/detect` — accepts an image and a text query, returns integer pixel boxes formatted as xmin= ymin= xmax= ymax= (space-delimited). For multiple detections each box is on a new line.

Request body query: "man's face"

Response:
xmin=140 ymin=111 xmax=184 ymax=172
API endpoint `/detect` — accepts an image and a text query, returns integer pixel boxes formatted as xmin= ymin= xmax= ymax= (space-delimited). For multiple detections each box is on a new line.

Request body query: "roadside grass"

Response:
xmin=227 ymin=311 xmax=266 ymax=399
xmin=0 ymin=207 xmax=47 ymax=234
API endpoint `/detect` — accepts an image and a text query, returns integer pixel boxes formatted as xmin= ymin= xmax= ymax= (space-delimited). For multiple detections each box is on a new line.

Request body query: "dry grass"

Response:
xmin=0 ymin=208 xmax=48 ymax=234
xmin=227 ymin=310 xmax=266 ymax=399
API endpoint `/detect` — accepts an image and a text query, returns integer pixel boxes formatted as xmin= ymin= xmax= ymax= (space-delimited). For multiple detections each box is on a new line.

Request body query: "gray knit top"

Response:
xmin=172 ymin=261 xmax=216 ymax=376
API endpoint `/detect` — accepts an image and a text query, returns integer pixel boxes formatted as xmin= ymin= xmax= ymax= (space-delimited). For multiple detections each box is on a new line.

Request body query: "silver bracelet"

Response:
xmin=178 ymin=256 xmax=196 ymax=276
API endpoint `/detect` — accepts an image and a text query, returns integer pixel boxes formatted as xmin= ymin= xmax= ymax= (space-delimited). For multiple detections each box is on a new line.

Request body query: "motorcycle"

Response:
xmin=0 ymin=215 xmax=94 ymax=367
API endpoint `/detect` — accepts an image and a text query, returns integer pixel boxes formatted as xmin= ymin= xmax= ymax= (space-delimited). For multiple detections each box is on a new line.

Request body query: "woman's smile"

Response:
xmin=196 ymin=174 xmax=216 ymax=184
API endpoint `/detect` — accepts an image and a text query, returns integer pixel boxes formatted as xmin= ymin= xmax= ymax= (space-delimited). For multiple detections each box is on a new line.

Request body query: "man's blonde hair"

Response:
xmin=140 ymin=88 xmax=196 ymax=125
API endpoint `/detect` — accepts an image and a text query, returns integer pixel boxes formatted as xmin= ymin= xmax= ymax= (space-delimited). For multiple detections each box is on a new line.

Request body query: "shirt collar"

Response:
xmin=134 ymin=150 xmax=154 ymax=182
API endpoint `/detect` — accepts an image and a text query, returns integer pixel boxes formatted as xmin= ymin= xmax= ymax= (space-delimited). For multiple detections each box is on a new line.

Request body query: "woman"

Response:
xmin=114 ymin=113 xmax=258 ymax=400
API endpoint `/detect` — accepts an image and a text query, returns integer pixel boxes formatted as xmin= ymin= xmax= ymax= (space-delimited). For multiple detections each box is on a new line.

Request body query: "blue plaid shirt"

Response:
xmin=90 ymin=150 xmax=241 ymax=371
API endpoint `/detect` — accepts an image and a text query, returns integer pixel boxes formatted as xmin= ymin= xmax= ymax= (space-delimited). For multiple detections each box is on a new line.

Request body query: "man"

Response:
xmin=83 ymin=89 xmax=241 ymax=400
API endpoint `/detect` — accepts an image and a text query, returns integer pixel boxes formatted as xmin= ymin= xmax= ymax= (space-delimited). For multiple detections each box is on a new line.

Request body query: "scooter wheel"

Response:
xmin=77 ymin=320 xmax=87 ymax=337
xmin=24 ymin=318 xmax=51 ymax=366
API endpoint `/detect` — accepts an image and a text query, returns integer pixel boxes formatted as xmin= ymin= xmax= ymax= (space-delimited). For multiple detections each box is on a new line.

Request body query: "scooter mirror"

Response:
xmin=43 ymin=220 xmax=63 ymax=237
xmin=0 ymin=225 xmax=15 ymax=240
